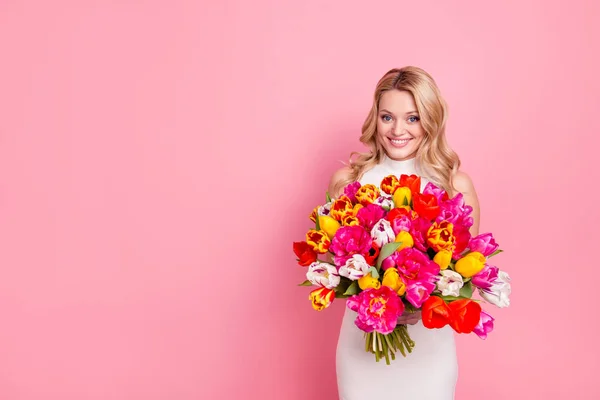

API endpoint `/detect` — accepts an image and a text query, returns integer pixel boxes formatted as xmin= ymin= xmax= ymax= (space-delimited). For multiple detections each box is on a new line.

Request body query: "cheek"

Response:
xmin=413 ymin=126 xmax=426 ymax=140
xmin=377 ymin=122 xmax=390 ymax=136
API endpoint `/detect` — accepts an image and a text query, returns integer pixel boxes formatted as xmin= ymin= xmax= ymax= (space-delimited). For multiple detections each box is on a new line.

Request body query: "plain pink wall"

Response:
xmin=1 ymin=1 xmax=598 ymax=399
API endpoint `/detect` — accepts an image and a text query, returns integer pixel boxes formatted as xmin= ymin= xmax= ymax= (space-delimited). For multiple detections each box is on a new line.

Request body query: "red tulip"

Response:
xmin=448 ymin=299 xmax=482 ymax=334
xmin=386 ymin=207 xmax=411 ymax=223
xmin=399 ymin=174 xmax=421 ymax=196
xmin=413 ymin=193 xmax=441 ymax=221
xmin=421 ymin=296 xmax=451 ymax=329
xmin=293 ymin=241 xmax=317 ymax=266
xmin=364 ymin=241 xmax=381 ymax=265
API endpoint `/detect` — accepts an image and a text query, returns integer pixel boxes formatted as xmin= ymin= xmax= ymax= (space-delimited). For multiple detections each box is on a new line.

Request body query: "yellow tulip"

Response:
xmin=355 ymin=184 xmax=380 ymax=206
xmin=382 ymin=267 xmax=403 ymax=292
xmin=358 ymin=272 xmax=381 ymax=290
xmin=427 ymin=221 xmax=456 ymax=252
xmin=381 ymin=175 xmax=400 ymax=195
xmin=309 ymin=206 xmax=318 ymax=223
xmin=306 ymin=229 xmax=331 ymax=254
xmin=393 ymin=187 xmax=412 ymax=207
xmin=317 ymin=215 xmax=341 ymax=239
xmin=352 ymin=204 xmax=363 ymax=215
xmin=433 ymin=249 xmax=453 ymax=270
xmin=396 ymin=281 xmax=407 ymax=296
xmin=455 ymin=251 xmax=486 ymax=278
xmin=342 ymin=214 xmax=360 ymax=226
xmin=309 ymin=287 xmax=335 ymax=311
xmin=330 ymin=196 xmax=354 ymax=221
xmin=395 ymin=231 xmax=414 ymax=250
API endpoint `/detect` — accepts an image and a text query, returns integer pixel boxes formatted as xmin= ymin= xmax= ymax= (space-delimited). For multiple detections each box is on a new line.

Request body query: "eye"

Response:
xmin=408 ymin=115 xmax=420 ymax=123
xmin=381 ymin=114 xmax=392 ymax=122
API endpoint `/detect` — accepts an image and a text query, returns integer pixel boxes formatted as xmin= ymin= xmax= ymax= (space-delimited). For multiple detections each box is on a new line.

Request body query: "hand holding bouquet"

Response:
xmin=293 ymin=174 xmax=511 ymax=364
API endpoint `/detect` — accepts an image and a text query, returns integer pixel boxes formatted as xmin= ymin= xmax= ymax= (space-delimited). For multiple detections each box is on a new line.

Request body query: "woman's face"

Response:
xmin=376 ymin=89 xmax=425 ymax=161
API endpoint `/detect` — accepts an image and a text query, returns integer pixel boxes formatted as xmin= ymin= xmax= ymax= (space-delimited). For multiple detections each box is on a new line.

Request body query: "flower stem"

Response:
xmin=380 ymin=334 xmax=391 ymax=365
xmin=395 ymin=330 xmax=406 ymax=357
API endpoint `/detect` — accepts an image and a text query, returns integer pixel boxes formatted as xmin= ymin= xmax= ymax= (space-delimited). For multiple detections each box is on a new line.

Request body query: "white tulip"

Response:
xmin=370 ymin=219 xmax=395 ymax=248
xmin=436 ymin=270 xmax=464 ymax=297
xmin=375 ymin=193 xmax=394 ymax=209
xmin=306 ymin=262 xmax=340 ymax=289
xmin=317 ymin=202 xmax=332 ymax=217
xmin=479 ymin=271 xmax=511 ymax=308
xmin=338 ymin=254 xmax=371 ymax=281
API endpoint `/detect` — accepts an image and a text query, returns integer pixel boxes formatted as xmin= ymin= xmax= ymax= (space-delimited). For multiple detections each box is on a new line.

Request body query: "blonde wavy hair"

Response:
xmin=334 ymin=66 xmax=461 ymax=197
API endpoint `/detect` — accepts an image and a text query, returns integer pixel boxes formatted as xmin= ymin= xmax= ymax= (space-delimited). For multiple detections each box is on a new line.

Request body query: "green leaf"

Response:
xmin=298 ymin=280 xmax=313 ymax=286
xmin=376 ymin=242 xmax=402 ymax=270
xmin=402 ymin=196 xmax=409 ymax=206
xmin=404 ymin=302 xmax=418 ymax=313
xmin=439 ymin=295 xmax=468 ymax=302
xmin=343 ymin=281 xmax=359 ymax=296
xmin=326 ymin=192 xmax=332 ymax=203
xmin=488 ymin=249 xmax=504 ymax=258
xmin=334 ymin=278 xmax=352 ymax=295
xmin=368 ymin=266 xmax=379 ymax=279
xmin=459 ymin=281 xmax=473 ymax=298
xmin=315 ymin=212 xmax=321 ymax=231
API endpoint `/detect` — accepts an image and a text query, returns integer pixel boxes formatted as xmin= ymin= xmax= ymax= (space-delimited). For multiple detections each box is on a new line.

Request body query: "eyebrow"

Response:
xmin=379 ymin=108 xmax=419 ymax=115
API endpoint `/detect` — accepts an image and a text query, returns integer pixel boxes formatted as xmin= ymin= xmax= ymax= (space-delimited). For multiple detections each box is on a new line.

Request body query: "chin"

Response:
xmin=383 ymin=145 xmax=418 ymax=161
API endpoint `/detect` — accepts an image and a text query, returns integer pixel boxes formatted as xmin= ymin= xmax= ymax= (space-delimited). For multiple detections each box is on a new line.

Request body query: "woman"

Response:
xmin=329 ymin=66 xmax=480 ymax=400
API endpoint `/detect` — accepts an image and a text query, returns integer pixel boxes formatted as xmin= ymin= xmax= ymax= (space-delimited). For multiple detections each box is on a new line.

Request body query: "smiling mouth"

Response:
xmin=389 ymin=137 xmax=412 ymax=146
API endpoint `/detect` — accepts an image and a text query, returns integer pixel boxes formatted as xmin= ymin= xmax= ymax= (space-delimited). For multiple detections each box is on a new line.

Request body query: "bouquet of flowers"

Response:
xmin=293 ymin=174 xmax=511 ymax=364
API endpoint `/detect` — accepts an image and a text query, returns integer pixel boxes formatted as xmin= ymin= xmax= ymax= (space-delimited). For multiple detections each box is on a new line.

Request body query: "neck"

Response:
xmin=381 ymin=153 xmax=417 ymax=167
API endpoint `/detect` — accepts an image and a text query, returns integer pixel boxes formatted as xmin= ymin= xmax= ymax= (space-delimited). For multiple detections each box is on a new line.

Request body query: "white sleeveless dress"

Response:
xmin=336 ymin=155 xmax=458 ymax=400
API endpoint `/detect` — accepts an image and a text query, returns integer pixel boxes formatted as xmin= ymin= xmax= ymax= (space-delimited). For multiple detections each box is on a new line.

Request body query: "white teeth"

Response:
xmin=391 ymin=139 xmax=410 ymax=144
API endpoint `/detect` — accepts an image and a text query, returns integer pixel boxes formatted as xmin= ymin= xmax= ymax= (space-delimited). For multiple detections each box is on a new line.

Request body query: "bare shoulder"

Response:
xmin=328 ymin=165 xmax=354 ymax=199
xmin=452 ymin=170 xmax=477 ymax=195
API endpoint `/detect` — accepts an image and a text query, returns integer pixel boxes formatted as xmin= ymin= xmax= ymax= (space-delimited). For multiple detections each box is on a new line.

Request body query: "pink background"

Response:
xmin=1 ymin=1 xmax=598 ymax=399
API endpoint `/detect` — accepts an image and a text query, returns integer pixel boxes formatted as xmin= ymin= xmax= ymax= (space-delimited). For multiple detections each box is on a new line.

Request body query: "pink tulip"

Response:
xmin=343 ymin=182 xmax=361 ymax=203
xmin=436 ymin=193 xmax=474 ymax=228
xmin=389 ymin=214 xmax=412 ymax=235
xmin=409 ymin=217 xmax=430 ymax=252
xmin=473 ymin=310 xmax=495 ymax=339
xmin=405 ymin=281 xmax=436 ymax=308
xmin=330 ymin=225 xmax=372 ymax=267
xmin=347 ymin=286 xmax=404 ymax=334
xmin=472 ymin=265 xmax=499 ymax=290
xmin=469 ymin=233 xmax=499 ymax=257
xmin=356 ymin=203 xmax=387 ymax=231
xmin=394 ymin=248 xmax=440 ymax=283
xmin=423 ymin=182 xmax=448 ymax=203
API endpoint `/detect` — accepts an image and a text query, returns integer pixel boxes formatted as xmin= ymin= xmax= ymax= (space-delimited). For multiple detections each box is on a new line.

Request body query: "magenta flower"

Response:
xmin=452 ymin=225 xmax=472 ymax=259
xmin=356 ymin=203 xmax=387 ymax=231
xmin=395 ymin=248 xmax=440 ymax=282
xmin=389 ymin=214 xmax=412 ymax=235
xmin=343 ymin=182 xmax=361 ymax=203
xmin=409 ymin=217 xmax=431 ymax=252
xmin=405 ymin=281 xmax=436 ymax=308
xmin=382 ymin=248 xmax=440 ymax=308
xmin=469 ymin=233 xmax=499 ymax=256
xmin=473 ymin=310 xmax=495 ymax=339
xmin=423 ymin=182 xmax=448 ymax=203
xmin=471 ymin=265 xmax=499 ymax=290
xmin=347 ymin=286 xmax=404 ymax=334
xmin=330 ymin=225 xmax=372 ymax=267
xmin=437 ymin=193 xmax=473 ymax=228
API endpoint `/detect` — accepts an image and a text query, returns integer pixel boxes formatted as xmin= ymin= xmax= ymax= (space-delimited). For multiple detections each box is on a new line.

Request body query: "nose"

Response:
xmin=391 ymin=122 xmax=407 ymax=137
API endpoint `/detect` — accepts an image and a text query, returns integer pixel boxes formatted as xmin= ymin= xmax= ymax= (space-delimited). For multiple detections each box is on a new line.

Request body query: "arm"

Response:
xmin=452 ymin=171 xmax=481 ymax=237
